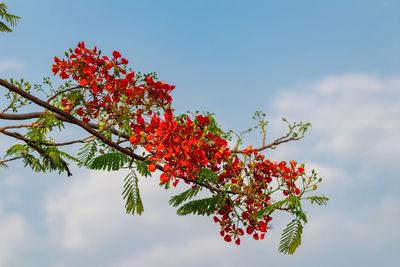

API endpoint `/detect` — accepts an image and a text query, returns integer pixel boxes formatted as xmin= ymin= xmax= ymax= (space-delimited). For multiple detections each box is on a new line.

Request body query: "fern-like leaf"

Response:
xmin=122 ymin=171 xmax=144 ymax=215
xmin=135 ymin=160 xmax=151 ymax=177
xmin=2 ymin=12 xmax=20 ymax=27
xmin=176 ymin=196 xmax=224 ymax=216
xmin=88 ymin=152 xmax=130 ymax=171
xmin=0 ymin=3 xmax=20 ymax=32
xmin=278 ymin=218 xmax=304 ymax=255
xmin=198 ymin=168 xmax=218 ymax=183
xmin=169 ymin=186 xmax=201 ymax=207
xmin=77 ymin=141 xmax=97 ymax=167
xmin=0 ymin=161 xmax=8 ymax=168
xmin=254 ymin=199 xmax=289 ymax=218
xmin=306 ymin=196 xmax=329 ymax=206
xmin=0 ymin=21 xmax=11 ymax=32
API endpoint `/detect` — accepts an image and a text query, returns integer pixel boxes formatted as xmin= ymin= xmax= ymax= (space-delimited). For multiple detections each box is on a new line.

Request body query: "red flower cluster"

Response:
xmin=130 ymin=110 xmax=231 ymax=186
xmin=52 ymin=42 xmax=307 ymax=246
xmin=278 ymin=160 xmax=304 ymax=196
xmin=52 ymin=41 xmax=175 ymax=124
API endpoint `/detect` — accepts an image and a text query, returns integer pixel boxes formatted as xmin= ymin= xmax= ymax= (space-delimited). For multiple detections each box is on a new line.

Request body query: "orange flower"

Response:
xmin=148 ymin=164 xmax=156 ymax=172
xmin=160 ymin=173 xmax=169 ymax=183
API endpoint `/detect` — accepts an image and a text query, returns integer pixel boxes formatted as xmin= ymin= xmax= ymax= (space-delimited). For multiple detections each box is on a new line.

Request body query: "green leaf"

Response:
xmin=39 ymin=146 xmax=78 ymax=175
xmin=122 ymin=170 xmax=144 ymax=215
xmin=305 ymin=196 xmax=329 ymax=206
xmin=286 ymin=196 xmax=301 ymax=212
xmin=77 ymin=141 xmax=97 ymax=167
xmin=176 ymin=196 xmax=224 ymax=216
xmin=169 ymin=186 xmax=201 ymax=207
xmin=5 ymin=144 xmax=27 ymax=157
xmin=135 ymin=160 xmax=151 ymax=177
xmin=254 ymin=197 xmax=293 ymax=218
xmin=0 ymin=21 xmax=11 ymax=32
xmin=278 ymin=218 xmax=304 ymax=255
xmin=0 ymin=161 xmax=8 ymax=168
xmin=198 ymin=168 xmax=218 ymax=183
xmin=88 ymin=152 xmax=129 ymax=171
xmin=0 ymin=3 xmax=20 ymax=32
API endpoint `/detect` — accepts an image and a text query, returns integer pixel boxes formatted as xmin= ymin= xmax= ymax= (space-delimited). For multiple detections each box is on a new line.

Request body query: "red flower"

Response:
xmin=60 ymin=71 xmax=69 ymax=79
xmin=242 ymin=145 xmax=256 ymax=155
xmin=129 ymin=136 xmax=137 ymax=144
xmin=160 ymin=173 xmax=169 ymax=183
xmin=113 ymin=51 xmax=121 ymax=58
xmin=213 ymin=216 xmax=220 ymax=223
xmin=148 ymin=164 xmax=156 ymax=172
xmin=253 ymin=233 xmax=259 ymax=240
xmin=92 ymin=85 xmax=99 ymax=94
xmin=76 ymin=107 xmax=83 ymax=116
xmin=295 ymin=188 xmax=301 ymax=195
xmin=79 ymin=79 xmax=88 ymax=86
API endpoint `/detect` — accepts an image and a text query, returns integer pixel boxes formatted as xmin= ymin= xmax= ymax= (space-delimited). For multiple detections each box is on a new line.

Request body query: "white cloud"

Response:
xmin=3 ymin=175 xmax=25 ymax=187
xmin=45 ymin=170 xmax=130 ymax=250
xmin=0 ymin=206 xmax=32 ymax=266
xmin=271 ymin=73 xmax=400 ymax=166
xmin=0 ymin=59 xmax=24 ymax=74
xmin=44 ymin=169 xmax=194 ymax=251
xmin=303 ymin=162 xmax=350 ymax=192
xmin=112 ymin=235 xmax=231 ymax=267
xmin=303 ymin=197 xmax=400 ymax=252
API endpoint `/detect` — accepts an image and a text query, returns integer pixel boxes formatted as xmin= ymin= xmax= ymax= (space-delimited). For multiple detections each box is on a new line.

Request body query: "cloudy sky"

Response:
xmin=1 ymin=0 xmax=399 ymax=266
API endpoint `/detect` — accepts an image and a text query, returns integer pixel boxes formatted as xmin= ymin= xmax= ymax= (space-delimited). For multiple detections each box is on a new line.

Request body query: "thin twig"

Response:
xmin=46 ymin=86 xmax=80 ymax=103
xmin=233 ymin=135 xmax=300 ymax=154
xmin=0 ymin=156 xmax=23 ymax=164
xmin=0 ymin=122 xmax=43 ymax=131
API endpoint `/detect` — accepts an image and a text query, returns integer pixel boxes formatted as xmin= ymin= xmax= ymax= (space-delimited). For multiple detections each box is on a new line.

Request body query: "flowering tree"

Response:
xmin=0 ymin=42 xmax=328 ymax=254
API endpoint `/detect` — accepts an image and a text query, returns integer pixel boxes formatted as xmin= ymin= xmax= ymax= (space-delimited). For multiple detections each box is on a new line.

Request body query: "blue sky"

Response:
xmin=1 ymin=1 xmax=399 ymax=266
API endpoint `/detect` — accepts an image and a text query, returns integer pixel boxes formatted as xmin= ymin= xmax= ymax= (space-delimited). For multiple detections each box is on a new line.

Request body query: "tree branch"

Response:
xmin=0 ymin=128 xmax=73 ymax=176
xmin=233 ymin=135 xmax=301 ymax=154
xmin=0 ymin=156 xmax=23 ymax=164
xmin=0 ymin=111 xmax=129 ymax=139
xmin=0 ymin=78 xmax=136 ymax=159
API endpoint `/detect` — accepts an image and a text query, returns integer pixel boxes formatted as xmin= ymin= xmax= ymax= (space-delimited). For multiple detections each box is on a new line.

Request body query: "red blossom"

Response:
xmin=113 ymin=50 xmax=121 ymax=58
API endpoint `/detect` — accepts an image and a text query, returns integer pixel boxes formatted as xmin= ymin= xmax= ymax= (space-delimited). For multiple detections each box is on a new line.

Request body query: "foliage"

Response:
xmin=278 ymin=218 xmax=304 ymax=254
xmin=123 ymin=170 xmax=144 ymax=215
xmin=176 ymin=196 xmax=225 ymax=216
xmin=88 ymin=152 xmax=130 ymax=171
xmin=0 ymin=3 xmax=20 ymax=32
